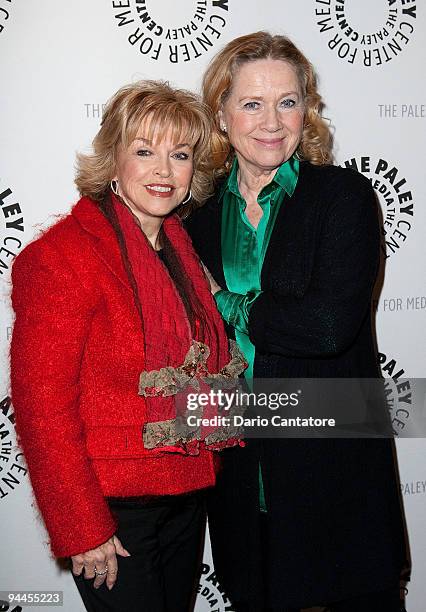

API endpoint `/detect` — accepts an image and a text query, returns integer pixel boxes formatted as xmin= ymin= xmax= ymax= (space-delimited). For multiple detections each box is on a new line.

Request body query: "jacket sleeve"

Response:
xmin=248 ymin=175 xmax=380 ymax=357
xmin=10 ymin=240 xmax=117 ymax=557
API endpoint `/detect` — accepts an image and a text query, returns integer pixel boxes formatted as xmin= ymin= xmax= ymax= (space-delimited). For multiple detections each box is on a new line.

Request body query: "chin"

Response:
xmin=253 ymin=154 xmax=288 ymax=169
xmin=152 ymin=206 xmax=178 ymax=216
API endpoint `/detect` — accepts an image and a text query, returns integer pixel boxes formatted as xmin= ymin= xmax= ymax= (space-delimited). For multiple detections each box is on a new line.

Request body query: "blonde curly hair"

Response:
xmin=75 ymin=80 xmax=215 ymax=216
xmin=202 ymin=31 xmax=333 ymax=174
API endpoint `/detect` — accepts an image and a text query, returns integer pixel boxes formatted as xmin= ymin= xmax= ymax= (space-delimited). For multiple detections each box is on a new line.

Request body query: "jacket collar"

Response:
xmin=71 ymin=196 xmax=114 ymax=240
xmin=71 ymin=196 xmax=132 ymax=291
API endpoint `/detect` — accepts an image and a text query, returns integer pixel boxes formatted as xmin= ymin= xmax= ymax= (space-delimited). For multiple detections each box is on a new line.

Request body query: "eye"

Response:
xmin=243 ymin=101 xmax=261 ymax=111
xmin=172 ymin=151 xmax=191 ymax=161
xmin=136 ymin=149 xmax=152 ymax=157
xmin=280 ymin=98 xmax=297 ymax=109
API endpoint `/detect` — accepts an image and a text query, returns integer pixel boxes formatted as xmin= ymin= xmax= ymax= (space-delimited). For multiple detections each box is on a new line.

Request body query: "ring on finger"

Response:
xmin=94 ymin=566 xmax=108 ymax=576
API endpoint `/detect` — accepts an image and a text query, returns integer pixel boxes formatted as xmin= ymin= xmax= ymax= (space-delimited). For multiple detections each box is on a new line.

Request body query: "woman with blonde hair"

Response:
xmin=186 ymin=31 xmax=405 ymax=612
xmin=11 ymin=80 xmax=245 ymax=612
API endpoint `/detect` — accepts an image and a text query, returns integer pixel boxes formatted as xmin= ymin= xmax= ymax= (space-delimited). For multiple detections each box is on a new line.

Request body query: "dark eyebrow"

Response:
xmin=238 ymin=91 xmax=300 ymax=102
xmin=238 ymin=96 xmax=263 ymax=102
xmin=133 ymin=138 xmax=190 ymax=149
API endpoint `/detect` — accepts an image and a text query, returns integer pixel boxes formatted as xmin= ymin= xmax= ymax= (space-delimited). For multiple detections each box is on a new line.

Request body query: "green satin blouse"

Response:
xmin=215 ymin=156 xmax=299 ymax=379
xmin=214 ymin=156 xmax=299 ymax=512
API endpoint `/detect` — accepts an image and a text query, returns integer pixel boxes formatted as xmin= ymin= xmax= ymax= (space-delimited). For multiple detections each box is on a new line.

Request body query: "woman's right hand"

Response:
xmin=71 ymin=535 xmax=131 ymax=590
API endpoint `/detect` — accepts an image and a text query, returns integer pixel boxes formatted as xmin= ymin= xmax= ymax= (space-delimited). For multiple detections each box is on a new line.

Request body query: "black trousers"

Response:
xmin=73 ymin=492 xmax=206 ymax=612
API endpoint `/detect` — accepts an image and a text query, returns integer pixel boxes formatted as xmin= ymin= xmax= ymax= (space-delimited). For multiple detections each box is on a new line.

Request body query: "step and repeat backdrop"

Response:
xmin=1 ymin=1 xmax=425 ymax=611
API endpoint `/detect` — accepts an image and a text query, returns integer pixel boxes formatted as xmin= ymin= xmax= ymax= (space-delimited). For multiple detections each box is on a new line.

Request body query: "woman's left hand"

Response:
xmin=71 ymin=534 xmax=130 ymax=590
xmin=202 ymin=263 xmax=221 ymax=295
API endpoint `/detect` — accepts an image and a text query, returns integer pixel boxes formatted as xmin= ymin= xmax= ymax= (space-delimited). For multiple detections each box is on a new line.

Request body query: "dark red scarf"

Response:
xmin=113 ymin=196 xmax=246 ymax=454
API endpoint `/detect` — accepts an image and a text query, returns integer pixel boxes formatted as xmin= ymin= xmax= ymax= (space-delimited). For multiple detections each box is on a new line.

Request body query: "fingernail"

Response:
xmin=108 ymin=584 xmax=113 ymax=590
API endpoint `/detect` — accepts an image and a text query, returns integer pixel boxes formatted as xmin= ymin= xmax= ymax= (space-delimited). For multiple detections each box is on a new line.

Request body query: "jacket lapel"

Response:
xmin=209 ymin=197 xmax=227 ymax=290
xmin=71 ymin=197 xmax=132 ymax=292
xmin=261 ymin=163 xmax=314 ymax=296
xmin=185 ymin=192 xmax=227 ymax=290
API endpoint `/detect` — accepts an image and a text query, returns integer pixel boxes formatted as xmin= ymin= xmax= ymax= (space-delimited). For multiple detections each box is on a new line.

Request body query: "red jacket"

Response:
xmin=10 ymin=198 xmax=218 ymax=558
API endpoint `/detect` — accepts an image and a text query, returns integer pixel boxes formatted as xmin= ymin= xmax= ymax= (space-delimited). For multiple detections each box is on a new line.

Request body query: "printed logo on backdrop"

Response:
xmin=342 ymin=156 xmax=414 ymax=258
xmin=195 ymin=564 xmax=235 ymax=612
xmin=84 ymin=104 xmax=106 ymax=120
xmin=378 ymin=103 xmax=425 ymax=119
xmin=314 ymin=0 xmax=417 ymax=67
xmin=378 ymin=352 xmax=412 ymax=436
xmin=112 ymin=0 xmax=230 ymax=63
xmin=0 ymin=0 xmax=13 ymax=36
xmin=400 ymin=478 xmax=426 ymax=496
xmin=373 ymin=295 xmax=426 ymax=312
xmin=0 ymin=186 xmax=25 ymax=280
xmin=0 ymin=396 xmax=28 ymax=502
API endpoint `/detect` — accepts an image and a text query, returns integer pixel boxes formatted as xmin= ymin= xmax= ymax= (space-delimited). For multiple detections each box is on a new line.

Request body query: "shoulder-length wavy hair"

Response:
xmin=202 ymin=31 xmax=333 ymax=173
xmin=75 ymin=80 xmax=215 ymax=217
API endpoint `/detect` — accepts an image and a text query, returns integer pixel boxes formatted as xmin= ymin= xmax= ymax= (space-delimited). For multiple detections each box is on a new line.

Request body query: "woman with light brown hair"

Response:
xmin=185 ymin=31 xmax=405 ymax=612
xmin=11 ymin=80 xmax=245 ymax=612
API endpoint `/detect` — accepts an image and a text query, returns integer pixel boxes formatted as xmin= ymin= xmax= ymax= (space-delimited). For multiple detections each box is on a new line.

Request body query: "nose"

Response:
xmin=261 ymin=105 xmax=281 ymax=132
xmin=154 ymin=155 xmax=172 ymax=178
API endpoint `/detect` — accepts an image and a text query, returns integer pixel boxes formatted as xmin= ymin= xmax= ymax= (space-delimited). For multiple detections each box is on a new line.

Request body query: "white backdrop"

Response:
xmin=1 ymin=1 xmax=425 ymax=611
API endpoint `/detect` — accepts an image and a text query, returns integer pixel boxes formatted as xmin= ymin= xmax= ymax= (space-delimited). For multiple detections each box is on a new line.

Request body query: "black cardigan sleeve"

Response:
xmin=248 ymin=172 xmax=380 ymax=358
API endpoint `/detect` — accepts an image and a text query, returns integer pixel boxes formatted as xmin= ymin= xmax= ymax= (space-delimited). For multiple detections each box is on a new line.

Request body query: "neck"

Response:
xmin=137 ymin=216 xmax=164 ymax=250
xmin=236 ymin=156 xmax=279 ymax=199
xmin=141 ymin=219 xmax=163 ymax=251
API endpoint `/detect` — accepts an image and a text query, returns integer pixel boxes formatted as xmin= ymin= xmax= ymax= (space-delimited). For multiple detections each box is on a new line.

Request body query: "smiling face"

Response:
xmin=113 ymin=120 xmax=194 ymax=228
xmin=221 ymin=58 xmax=305 ymax=176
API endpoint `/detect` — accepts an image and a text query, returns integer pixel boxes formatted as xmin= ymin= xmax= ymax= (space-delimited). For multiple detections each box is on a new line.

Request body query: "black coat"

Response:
xmin=185 ymin=162 xmax=406 ymax=610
